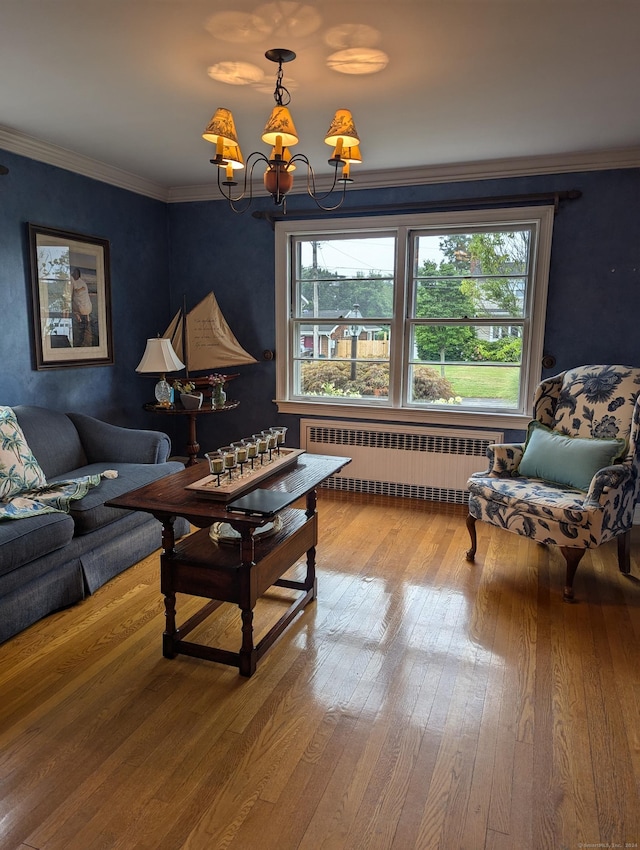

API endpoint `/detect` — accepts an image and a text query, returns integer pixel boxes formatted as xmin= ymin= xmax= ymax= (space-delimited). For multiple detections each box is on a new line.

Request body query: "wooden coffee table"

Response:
xmin=107 ymin=452 xmax=350 ymax=676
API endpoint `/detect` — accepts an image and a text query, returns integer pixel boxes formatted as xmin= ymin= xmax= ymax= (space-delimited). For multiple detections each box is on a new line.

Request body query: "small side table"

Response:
xmin=144 ymin=401 xmax=239 ymax=466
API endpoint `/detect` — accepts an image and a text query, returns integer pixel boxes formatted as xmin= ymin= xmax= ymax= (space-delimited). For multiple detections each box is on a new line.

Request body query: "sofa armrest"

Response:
xmin=484 ymin=442 xmax=524 ymax=476
xmin=67 ymin=412 xmax=172 ymax=464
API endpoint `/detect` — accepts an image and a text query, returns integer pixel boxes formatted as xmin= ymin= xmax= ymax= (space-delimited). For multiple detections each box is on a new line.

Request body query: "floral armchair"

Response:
xmin=466 ymin=365 xmax=640 ymax=600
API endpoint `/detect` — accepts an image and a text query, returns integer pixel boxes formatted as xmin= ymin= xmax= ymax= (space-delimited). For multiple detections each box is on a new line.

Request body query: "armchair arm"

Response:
xmin=584 ymin=463 xmax=633 ymax=507
xmin=67 ymin=412 xmax=171 ymax=464
xmin=482 ymin=442 xmax=524 ymax=476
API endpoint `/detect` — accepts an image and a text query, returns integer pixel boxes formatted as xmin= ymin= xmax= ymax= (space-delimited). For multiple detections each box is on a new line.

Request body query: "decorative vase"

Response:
xmin=180 ymin=392 xmax=203 ymax=410
xmin=212 ymin=384 xmax=227 ymax=409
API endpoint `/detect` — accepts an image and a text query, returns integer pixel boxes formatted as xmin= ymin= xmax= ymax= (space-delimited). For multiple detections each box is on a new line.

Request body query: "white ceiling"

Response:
xmin=1 ymin=0 xmax=639 ymax=195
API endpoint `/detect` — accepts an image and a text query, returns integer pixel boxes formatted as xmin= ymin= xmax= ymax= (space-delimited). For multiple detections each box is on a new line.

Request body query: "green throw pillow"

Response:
xmin=518 ymin=420 xmax=626 ymax=491
xmin=0 ymin=406 xmax=47 ymax=500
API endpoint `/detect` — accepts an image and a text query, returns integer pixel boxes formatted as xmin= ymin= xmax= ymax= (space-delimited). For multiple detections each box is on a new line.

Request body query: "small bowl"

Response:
xmin=180 ymin=392 xmax=203 ymax=410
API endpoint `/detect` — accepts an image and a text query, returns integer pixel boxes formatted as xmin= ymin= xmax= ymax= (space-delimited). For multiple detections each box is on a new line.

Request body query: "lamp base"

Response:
xmin=155 ymin=378 xmax=172 ymax=405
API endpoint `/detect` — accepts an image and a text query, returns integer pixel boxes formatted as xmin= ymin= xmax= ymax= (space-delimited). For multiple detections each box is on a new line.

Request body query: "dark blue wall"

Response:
xmin=0 ymin=149 xmax=171 ymax=429
xmin=166 ymin=196 xmax=279 ymax=453
xmin=2 ymin=146 xmax=639 ymax=454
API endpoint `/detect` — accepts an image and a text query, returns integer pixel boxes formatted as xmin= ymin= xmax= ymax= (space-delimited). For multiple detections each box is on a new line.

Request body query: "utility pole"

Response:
xmin=349 ymin=304 xmax=361 ymax=381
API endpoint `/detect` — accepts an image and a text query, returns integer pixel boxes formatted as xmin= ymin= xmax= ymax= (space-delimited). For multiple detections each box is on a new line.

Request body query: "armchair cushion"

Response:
xmin=518 ymin=420 xmax=626 ymax=491
xmin=467 ymin=476 xmax=605 ymax=549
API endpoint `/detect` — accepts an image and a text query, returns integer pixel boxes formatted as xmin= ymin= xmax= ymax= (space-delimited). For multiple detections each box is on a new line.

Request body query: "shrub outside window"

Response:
xmin=275 ymin=207 xmax=554 ymax=428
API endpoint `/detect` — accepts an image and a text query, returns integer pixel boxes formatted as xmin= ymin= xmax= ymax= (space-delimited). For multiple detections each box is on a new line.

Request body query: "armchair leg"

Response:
xmin=466 ymin=513 xmax=477 ymax=562
xmin=617 ymin=530 xmax=631 ymax=575
xmin=559 ymin=547 xmax=586 ymax=602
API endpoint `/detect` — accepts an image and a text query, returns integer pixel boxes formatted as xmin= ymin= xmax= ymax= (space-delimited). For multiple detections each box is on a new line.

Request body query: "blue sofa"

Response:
xmin=0 ymin=405 xmax=189 ymax=644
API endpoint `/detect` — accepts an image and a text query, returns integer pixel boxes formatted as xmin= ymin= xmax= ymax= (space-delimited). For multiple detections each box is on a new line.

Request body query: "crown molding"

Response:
xmin=2 ymin=124 xmax=639 ymax=205
xmin=167 ymin=145 xmax=640 ymax=203
xmin=0 ymin=125 xmax=169 ymax=202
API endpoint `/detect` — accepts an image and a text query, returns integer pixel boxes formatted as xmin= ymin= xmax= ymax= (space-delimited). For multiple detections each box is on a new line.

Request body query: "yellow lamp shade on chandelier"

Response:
xmin=202 ymin=48 xmax=362 ymax=213
xmin=262 ymin=106 xmax=299 ymax=148
xmin=202 ymin=107 xmax=240 ymax=148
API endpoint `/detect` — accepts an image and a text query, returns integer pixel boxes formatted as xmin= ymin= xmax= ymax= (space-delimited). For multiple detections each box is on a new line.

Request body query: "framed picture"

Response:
xmin=28 ymin=223 xmax=114 ymax=369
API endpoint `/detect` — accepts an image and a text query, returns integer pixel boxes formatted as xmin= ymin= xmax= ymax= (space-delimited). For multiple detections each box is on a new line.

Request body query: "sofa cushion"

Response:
xmin=13 ymin=406 xmax=87 ymax=480
xmin=0 ymin=512 xmax=75 ymax=577
xmin=51 ymin=460 xmax=185 ymax=535
xmin=518 ymin=420 xmax=626 ymax=491
xmin=0 ymin=407 xmax=47 ymax=499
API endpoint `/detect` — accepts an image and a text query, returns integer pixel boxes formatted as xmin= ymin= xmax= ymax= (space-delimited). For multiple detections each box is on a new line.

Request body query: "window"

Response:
xmin=275 ymin=207 xmax=554 ymax=428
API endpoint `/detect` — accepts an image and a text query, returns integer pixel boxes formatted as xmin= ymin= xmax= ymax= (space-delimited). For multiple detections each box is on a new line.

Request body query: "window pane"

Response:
xmin=413 ymin=229 xmax=531 ymax=319
xmin=295 ymin=236 xmax=395 ymax=319
xmin=411 ymin=323 xmax=523 ymax=366
xmin=297 ymin=358 xmax=391 ymax=401
xmin=294 ymin=321 xmax=392 ymax=400
xmin=408 ymin=362 xmax=521 ymax=408
xmin=409 ymin=321 xmax=522 ymax=408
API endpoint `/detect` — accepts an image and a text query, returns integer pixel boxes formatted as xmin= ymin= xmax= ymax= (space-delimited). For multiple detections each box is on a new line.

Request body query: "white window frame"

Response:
xmin=275 ymin=206 xmax=555 ymax=430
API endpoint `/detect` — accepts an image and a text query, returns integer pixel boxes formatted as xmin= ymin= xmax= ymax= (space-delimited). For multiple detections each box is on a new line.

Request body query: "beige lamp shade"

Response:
xmin=268 ymin=145 xmax=296 ymax=171
xmin=324 ymin=109 xmax=360 ymax=148
xmin=341 ymin=144 xmax=362 ymax=164
xmin=219 ymin=144 xmax=245 ymax=169
xmin=136 ymin=338 xmax=184 ymax=374
xmin=261 ymin=106 xmax=299 ymax=147
xmin=202 ymin=107 xmax=240 ymax=147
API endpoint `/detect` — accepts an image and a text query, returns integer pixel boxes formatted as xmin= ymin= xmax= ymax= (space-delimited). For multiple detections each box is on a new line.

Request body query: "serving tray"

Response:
xmin=185 ymin=447 xmax=305 ymax=501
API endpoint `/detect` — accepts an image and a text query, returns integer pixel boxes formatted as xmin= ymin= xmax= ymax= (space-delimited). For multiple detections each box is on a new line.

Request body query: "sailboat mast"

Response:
xmin=182 ymin=294 xmax=189 ymax=377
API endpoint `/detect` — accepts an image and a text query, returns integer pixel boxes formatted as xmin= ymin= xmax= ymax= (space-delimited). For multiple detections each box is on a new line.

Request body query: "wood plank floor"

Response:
xmin=1 ymin=491 xmax=639 ymax=850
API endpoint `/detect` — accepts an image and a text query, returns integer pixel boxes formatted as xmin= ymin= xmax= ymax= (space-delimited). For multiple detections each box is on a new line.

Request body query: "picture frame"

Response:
xmin=28 ymin=223 xmax=114 ymax=369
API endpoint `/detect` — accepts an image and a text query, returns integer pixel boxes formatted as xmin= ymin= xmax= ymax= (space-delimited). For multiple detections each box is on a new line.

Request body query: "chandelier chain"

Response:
xmin=274 ymin=59 xmax=291 ymax=107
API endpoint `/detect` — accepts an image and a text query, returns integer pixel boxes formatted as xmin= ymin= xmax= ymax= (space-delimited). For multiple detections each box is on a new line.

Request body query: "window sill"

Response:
xmin=275 ymin=399 xmax=530 ymax=432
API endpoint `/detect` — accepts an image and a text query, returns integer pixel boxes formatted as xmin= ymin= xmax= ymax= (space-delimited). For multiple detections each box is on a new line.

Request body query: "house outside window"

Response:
xmin=275 ymin=207 xmax=554 ymax=429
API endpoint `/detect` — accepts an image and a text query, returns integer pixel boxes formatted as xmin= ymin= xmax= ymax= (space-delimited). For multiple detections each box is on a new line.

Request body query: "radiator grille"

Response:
xmin=301 ymin=419 xmax=503 ymax=505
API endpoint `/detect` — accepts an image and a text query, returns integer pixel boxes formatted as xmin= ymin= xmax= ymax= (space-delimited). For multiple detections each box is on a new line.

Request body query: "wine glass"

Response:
xmin=205 ymin=451 xmax=225 ymax=487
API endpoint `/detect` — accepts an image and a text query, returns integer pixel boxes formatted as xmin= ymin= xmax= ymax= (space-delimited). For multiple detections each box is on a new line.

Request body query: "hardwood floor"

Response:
xmin=1 ymin=491 xmax=639 ymax=850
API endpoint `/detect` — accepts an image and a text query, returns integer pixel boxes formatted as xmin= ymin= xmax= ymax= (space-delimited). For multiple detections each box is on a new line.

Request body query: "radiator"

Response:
xmin=300 ymin=419 xmax=503 ymax=505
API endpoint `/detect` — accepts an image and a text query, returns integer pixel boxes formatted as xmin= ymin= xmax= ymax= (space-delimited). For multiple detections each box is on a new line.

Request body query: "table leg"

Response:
xmin=237 ymin=527 xmax=258 ymax=676
xmin=160 ymin=516 xmax=176 ymax=555
xmin=160 ymin=517 xmax=178 ymax=657
xmin=162 ymin=590 xmax=177 ymax=658
xmin=185 ymin=411 xmax=200 ymax=466
xmin=239 ymin=609 xmax=258 ymax=677
xmin=305 ymin=488 xmax=318 ymax=598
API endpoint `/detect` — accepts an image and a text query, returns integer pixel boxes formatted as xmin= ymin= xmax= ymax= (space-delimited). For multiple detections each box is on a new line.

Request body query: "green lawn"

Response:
xmin=442 ymin=365 xmax=520 ymax=402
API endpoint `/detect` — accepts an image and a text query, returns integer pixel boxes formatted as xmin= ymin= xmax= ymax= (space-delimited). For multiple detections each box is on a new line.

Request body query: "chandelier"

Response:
xmin=202 ymin=48 xmax=362 ymax=214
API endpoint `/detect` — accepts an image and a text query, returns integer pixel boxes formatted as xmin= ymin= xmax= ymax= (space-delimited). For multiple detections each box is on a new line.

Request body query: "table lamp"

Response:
xmin=136 ymin=337 xmax=185 ymax=405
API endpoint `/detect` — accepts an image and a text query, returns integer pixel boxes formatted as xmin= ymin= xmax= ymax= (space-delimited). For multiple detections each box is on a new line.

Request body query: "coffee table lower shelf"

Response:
xmin=161 ymin=506 xmax=318 ymax=677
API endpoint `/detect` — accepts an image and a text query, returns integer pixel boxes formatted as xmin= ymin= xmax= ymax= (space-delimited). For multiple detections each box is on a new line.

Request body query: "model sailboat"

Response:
xmin=163 ymin=291 xmax=256 ymax=377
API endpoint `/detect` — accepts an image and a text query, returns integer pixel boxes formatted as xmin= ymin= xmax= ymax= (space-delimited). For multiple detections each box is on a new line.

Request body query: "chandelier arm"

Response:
xmin=288 ymin=154 xmax=349 ymax=210
xmin=216 ymin=154 xmax=271 ymax=214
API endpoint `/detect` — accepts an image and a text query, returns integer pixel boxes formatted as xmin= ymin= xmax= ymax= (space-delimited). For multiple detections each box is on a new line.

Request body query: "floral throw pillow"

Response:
xmin=0 ymin=406 xmax=47 ymax=501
